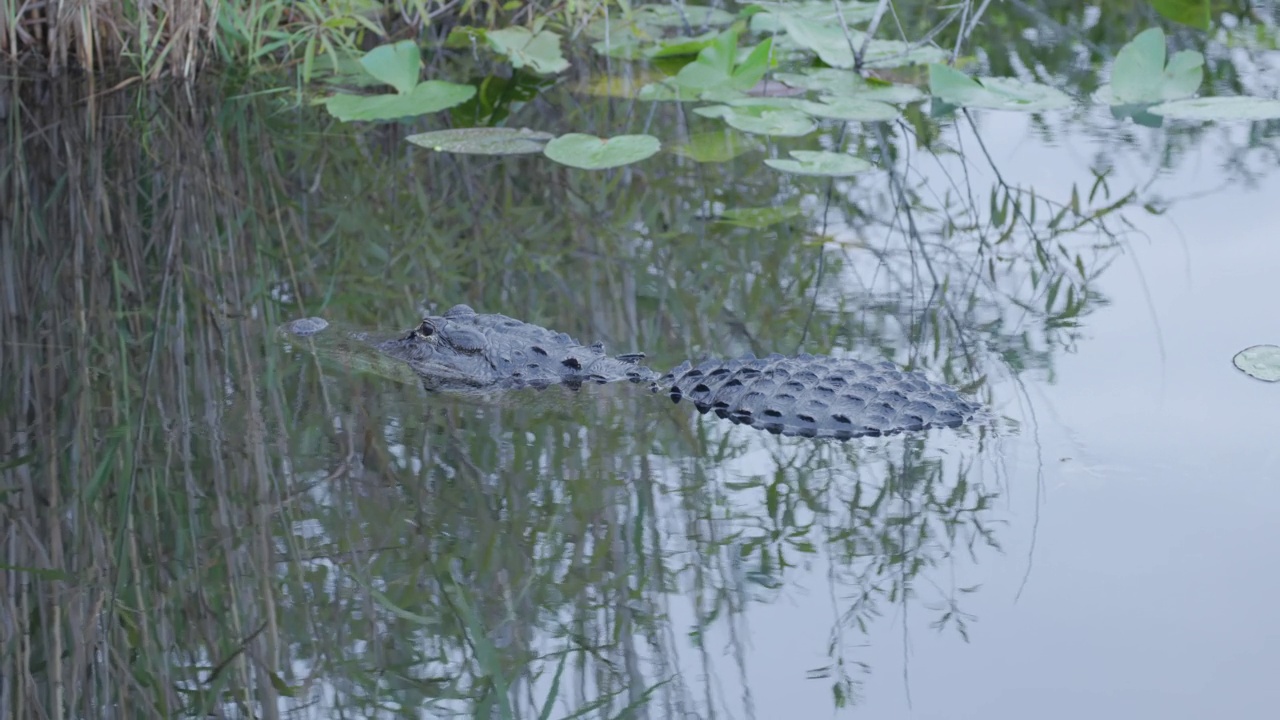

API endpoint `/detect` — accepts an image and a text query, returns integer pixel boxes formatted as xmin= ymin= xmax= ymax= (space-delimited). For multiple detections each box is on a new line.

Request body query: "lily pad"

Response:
xmin=647 ymin=31 xmax=722 ymax=59
xmin=543 ymin=133 xmax=661 ymax=169
xmin=1151 ymin=0 xmax=1211 ymax=30
xmin=486 ymin=27 xmax=569 ymax=74
xmin=859 ymin=38 xmax=949 ymax=69
xmin=1149 ymin=96 xmax=1280 ymax=121
xmin=673 ymin=30 xmax=773 ymax=94
xmin=765 ymin=150 xmax=875 ymax=176
xmin=796 ymin=96 xmax=901 ymax=122
xmin=314 ymin=53 xmax=388 ymax=88
xmin=1097 ymin=27 xmax=1203 ymax=105
xmin=775 ymin=69 xmax=927 ymax=104
xmin=768 ymin=15 xmax=946 ymax=70
xmin=406 ymin=128 xmax=554 ymax=155
xmin=725 ymin=96 xmax=805 ymax=110
xmin=359 ymin=41 xmax=422 ymax=94
xmin=700 ymin=87 xmax=752 ymax=103
xmin=695 ymin=105 xmax=818 ymax=136
xmin=750 ymin=1 xmax=878 ymax=32
xmin=323 ymin=81 xmax=477 ymax=121
xmin=928 ymin=64 xmax=1072 ymax=111
xmin=1232 ymin=345 xmax=1280 ymax=382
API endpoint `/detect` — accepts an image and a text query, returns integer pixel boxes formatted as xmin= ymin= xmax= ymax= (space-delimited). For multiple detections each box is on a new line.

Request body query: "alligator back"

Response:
xmin=659 ymin=354 xmax=982 ymax=440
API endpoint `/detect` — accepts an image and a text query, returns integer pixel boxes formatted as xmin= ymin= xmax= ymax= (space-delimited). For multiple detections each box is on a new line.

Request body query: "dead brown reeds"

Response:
xmin=2 ymin=0 xmax=223 ymax=78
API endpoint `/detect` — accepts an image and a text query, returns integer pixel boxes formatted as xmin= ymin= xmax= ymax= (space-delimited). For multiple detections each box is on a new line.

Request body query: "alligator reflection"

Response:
xmin=279 ymin=347 xmax=999 ymax=716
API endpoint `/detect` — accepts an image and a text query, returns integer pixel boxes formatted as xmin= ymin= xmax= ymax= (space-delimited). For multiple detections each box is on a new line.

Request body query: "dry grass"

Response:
xmin=2 ymin=0 xmax=222 ymax=78
xmin=0 ymin=0 xmax=616 ymax=79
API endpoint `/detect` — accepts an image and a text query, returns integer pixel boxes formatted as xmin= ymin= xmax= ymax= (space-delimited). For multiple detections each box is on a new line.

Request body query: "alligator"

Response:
xmin=280 ymin=304 xmax=983 ymax=440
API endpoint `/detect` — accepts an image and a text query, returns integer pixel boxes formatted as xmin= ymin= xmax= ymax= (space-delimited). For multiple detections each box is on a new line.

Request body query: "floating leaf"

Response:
xmin=1151 ymin=0 xmax=1211 ymax=31
xmin=671 ymin=131 xmax=763 ymax=163
xmin=796 ymin=96 xmax=900 ymax=121
xmin=768 ymin=15 xmax=945 ymax=70
xmin=316 ymin=53 xmax=389 ymax=88
xmin=750 ymin=1 xmax=878 ymax=32
xmin=543 ymin=133 xmax=661 ymax=169
xmin=765 ymin=150 xmax=875 ymax=176
xmin=406 ymin=128 xmax=554 ymax=155
xmin=1099 ymin=28 xmax=1203 ymax=105
xmin=701 ymin=87 xmax=752 ymax=103
xmin=647 ymin=31 xmax=722 ymax=59
xmin=323 ymin=81 xmax=477 ymax=121
xmin=715 ymin=205 xmax=805 ymax=227
xmin=359 ymin=41 xmax=422 ymax=95
xmin=1149 ymin=96 xmax=1280 ymax=120
xmin=487 ymin=27 xmax=569 ymax=74
xmin=770 ymin=15 xmax=857 ymax=68
xmin=775 ymin=69 xmax=927 ymax=104
xmin=695 ymin=105 xmax=817 ymax=136
xmin=859 ymin=38 xmax=949 ymax=69
xmin=725 ymin=96 xmax=805 ymax=110
xmin=1233 ymin=345 xmax=1280 ymax=382
xmin=673 ymin=30 xmax=773 ymax=94
xmin=928 ymin=64 xmax=1072 ymax=111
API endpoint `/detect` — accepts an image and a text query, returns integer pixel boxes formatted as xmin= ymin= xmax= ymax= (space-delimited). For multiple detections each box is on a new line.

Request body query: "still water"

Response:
xmin=4 ymin=20 xmax=1280 ymax=720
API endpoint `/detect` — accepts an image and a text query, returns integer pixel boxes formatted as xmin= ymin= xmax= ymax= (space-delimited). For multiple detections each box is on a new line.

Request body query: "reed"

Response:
xmin=0 ymin=0 xmax=610 ymax=79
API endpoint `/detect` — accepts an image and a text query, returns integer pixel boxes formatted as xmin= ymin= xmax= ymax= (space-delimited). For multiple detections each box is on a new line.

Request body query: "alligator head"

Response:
xmin=282 ymin=304 xmax=658 ymax=391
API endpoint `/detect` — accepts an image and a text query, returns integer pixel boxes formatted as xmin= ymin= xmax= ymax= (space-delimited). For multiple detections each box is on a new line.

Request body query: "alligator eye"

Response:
xmin=415 ymin=320 xmax=436 ymax=340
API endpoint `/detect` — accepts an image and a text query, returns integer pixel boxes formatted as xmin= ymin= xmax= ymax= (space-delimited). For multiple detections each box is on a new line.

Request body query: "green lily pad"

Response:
xmin=796 ymin=96 xmax=901 ymax=121
xmin=543 ymin=133 xmax=661 ymax=169
xmin=1233 ymin=345 xmax=1280 ymax=382
xmin=725 ymin=96 xmax=805 ymax=110
xmin=768 ymin=15 xmax=946 ymax=70
xmin=764 ymin=150 xmax=875 ymax=176
xmin=1151 ymin=0 xmax=1211 ymax=30
xmin=750 ymin=1 xmax=878 ymax=31
xmin=314 ymin=52 xmax=387 ymax=88
xmin=1097 ymin=27 xmax=1203 ymax=105
xmin=775 ymin=69 xmax=927 ymax=104
xmin=323 ymin=81 xmax=477 ymax=121
xmin=715 ymin=205 xmax=805 ymax=228
xmin=406 ymin=128 xmax=554 ymax=155
xmin=695 ymin=105 xmax=817 ymax=136
xmin=487 ymin=27 xmax=569 ymax=74
xmin=929 ymin=64 xmax=1072 ymax=111
xmin=1148 ymin=96 xmax=1280 ymax=120
xmin=859 ymin=38 xmax=949 ymax=69
xmin=359 ymin=41 xmax=422 ymax=95
xmin=647 ymin=31 xmax=722 ymax=59
xmin=673 ymin=30 xmax=773 ymax=94
xmin=671 ymin=131 xmax=763 ymax=163
xmin=700 ymin=87 xmax=752 ymax=103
